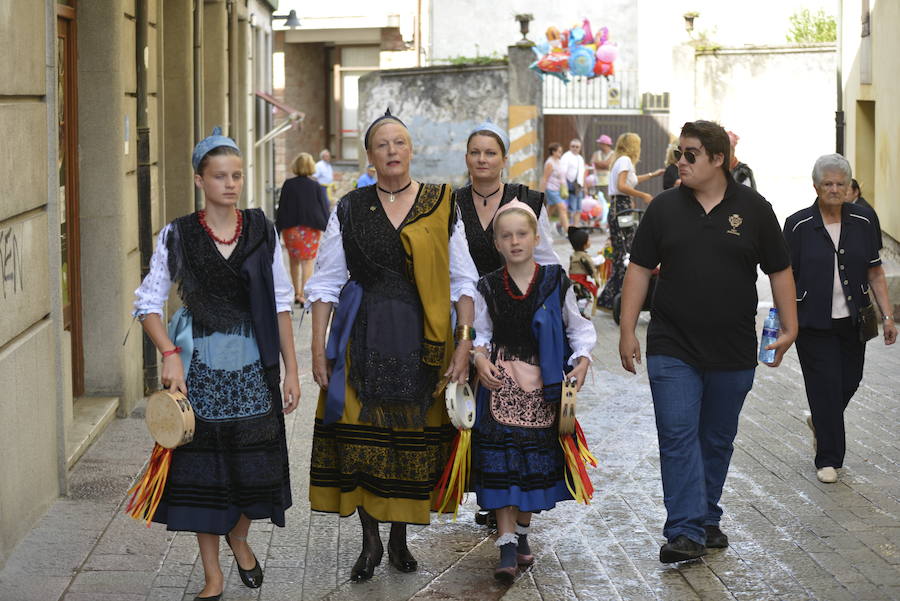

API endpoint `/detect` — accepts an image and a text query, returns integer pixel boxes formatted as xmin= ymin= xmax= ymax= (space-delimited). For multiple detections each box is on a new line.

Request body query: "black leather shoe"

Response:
xmin=225 ymin=534 xmax=264 ymax=588
xmin=659 ymin=535 xmax=707 ymax=563
xmin=194 ymin=593 xmax=222 ymax=601
xmin=350 ymin=547 xmax=383 ymax=581
xmin=703 ymin=524 xmax=728 ymax=549
xmin=704 ymin=525 xmax=729 ymax=549
xmin=388 ymin=542 xmax=418 ymax=572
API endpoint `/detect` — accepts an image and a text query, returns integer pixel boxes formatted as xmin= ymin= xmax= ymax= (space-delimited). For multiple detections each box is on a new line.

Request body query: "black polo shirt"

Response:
xmin=783 ymin=200 xmax=881 ymax=330
xmin=630 ymin=180 xmax=791 ymax=370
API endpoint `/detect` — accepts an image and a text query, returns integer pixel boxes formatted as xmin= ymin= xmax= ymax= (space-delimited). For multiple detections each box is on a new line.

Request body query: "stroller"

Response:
xmin=610 ymin=208 xmax=658 ymax=325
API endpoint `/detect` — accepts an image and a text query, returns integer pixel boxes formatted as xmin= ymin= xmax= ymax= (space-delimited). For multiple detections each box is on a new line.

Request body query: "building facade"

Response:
xmin=0 ymin=0 xmax=278 ymax=568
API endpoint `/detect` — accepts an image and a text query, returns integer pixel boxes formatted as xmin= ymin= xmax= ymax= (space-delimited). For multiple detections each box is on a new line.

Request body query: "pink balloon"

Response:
xmin=591 ymin=205 xmax=602 ymax=217
xmin=596 ymin=44 xmax=618 ymax=64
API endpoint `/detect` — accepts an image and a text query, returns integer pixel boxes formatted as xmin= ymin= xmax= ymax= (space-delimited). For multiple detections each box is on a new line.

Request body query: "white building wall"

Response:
xmin=691 ymin=45 xmax=836 ymax=224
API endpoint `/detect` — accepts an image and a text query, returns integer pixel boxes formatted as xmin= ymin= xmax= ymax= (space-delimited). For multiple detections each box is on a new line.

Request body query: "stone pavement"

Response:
xmin=1 ymin=233 xmax=899 ymax=601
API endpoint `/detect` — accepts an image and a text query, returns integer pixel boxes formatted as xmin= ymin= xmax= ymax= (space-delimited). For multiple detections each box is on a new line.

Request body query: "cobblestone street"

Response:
xmin=1 ymin=235 xmax=898 ymax=601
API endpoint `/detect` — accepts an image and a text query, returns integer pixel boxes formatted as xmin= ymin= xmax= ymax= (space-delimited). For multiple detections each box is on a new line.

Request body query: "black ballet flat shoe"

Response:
xmin=225 ymin=534 xmax=264 ymax=588
xmin=193 ymin=593 xmax=222 ymax=601
xmin=350 ymin=548 xmax=383 ymax=581
xmin=387 ymin=542 xmax=418 ymax=573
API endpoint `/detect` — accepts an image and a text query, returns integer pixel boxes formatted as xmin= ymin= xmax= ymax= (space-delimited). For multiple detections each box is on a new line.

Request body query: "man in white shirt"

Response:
xmin=313 ymin=149 xmax=334 ymax=185
xmin=561 ymin=139 xmax=586 ymax=226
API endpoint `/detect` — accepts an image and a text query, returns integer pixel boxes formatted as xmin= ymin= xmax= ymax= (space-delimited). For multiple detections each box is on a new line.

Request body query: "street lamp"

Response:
xmin=273 ymin=9 xmax=301 ymax=28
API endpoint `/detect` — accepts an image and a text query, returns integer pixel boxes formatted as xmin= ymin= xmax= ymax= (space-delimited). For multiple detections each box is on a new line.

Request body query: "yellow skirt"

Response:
xmin=309 ymin=382 xmax=456 ymax=525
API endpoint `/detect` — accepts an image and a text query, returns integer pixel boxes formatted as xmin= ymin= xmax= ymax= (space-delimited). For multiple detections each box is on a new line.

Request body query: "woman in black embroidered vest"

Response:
xmin=455 ymin=121 xmax=560 ymax=278
xmin=133 ymin=128 xmax=299 ymax=601
xmin=305 ymin=110 xmax=479 ymax=582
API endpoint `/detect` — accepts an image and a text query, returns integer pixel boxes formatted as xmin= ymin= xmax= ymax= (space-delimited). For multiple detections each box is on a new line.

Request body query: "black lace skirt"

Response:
xmin=347 ymin=281 xmax=437 ymax=428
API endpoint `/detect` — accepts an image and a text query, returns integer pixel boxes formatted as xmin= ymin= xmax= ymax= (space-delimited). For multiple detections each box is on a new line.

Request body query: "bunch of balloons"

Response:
xmin=530 ymin=18 xmax=619 ymax=83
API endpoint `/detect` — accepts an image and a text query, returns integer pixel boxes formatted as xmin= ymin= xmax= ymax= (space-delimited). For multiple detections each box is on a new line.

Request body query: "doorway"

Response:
xmin=57 ymin=2 xmax=84 ymax=397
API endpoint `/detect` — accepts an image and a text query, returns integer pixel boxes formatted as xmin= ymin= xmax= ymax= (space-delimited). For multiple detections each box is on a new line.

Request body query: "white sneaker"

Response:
xmin=817 ymin=467 xmax=838 ymax=483
xmin=804 ymin=412 xmax=817 ymax=452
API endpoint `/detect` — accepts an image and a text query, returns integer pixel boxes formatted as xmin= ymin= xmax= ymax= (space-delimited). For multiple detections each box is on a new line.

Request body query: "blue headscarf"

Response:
xmin=191 ymin=126 xmax=241 ymax=172
xmin=469 ymin=119 xmax=510 ymax=157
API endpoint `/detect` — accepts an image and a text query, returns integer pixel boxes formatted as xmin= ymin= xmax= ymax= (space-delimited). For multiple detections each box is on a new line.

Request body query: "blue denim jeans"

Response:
xmin=647 ymin=355 xmax=755 ymax=544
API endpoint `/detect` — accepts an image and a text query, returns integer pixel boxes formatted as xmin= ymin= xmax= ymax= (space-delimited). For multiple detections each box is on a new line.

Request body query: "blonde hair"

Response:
xmin=665 ymin=143 xmax=678 ymax=166
xmin=614 ymin=132 xmax=641 ymax=165
xmin=291 ymin=152 xmax=316 ymax=177
xmin=493 ymin=207 xmax=538 ymax=236
xmin=366 ymin=120 xmax=413 ymax=151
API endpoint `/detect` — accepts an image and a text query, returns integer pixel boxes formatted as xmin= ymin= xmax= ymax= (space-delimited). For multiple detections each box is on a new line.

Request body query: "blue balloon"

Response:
xmin=532 ymin=38 xmax=551 ymax=59
xmin=569 ymin=26 xmax=585 ymax=47
xmin=568 ymin=46 xmax=595 ymax=77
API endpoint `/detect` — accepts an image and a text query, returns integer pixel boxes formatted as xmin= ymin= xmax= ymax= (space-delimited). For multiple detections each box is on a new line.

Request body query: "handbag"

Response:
xmin=858 ymin=302 xmax=879 ymax=343
xmin=559 ymin=181 xmax=569 ymax=200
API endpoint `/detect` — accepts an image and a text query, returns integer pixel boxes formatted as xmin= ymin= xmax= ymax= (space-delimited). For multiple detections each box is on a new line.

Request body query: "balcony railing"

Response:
xmin=543 ymin=69 xmax=640 ymax=113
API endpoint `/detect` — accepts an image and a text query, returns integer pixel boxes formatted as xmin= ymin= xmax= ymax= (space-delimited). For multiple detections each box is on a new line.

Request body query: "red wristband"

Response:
xmin=161 ymin=346 xmax=182 ymax=358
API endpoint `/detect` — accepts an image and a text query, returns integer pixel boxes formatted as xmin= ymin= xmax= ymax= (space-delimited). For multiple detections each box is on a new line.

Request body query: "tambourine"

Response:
xmin=444 ymin=381 xmax=476 ymax=430
xmin=558 ymin=377 xmax=578 ymax=435
xmin=145 ymin=390 xmax=195 ymax=449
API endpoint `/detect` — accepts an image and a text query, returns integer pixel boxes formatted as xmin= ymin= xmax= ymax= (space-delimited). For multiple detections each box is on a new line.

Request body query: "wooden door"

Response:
xmin=57 ymin=4 xmax=84 ymax=396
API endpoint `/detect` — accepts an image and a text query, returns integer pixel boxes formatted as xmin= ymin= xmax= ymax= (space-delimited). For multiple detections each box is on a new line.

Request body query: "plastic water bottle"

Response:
xmin=758 ymin=308 xmax=780 ymax=363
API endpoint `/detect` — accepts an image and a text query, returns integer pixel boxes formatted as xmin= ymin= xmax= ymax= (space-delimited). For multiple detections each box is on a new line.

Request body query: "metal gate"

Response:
xmin=543 ymin=113 xmax=671 ymax=199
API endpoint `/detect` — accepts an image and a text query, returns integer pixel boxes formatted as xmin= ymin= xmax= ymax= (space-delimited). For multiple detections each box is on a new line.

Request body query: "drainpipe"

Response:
xmin=835 ymin=1 xmax=844 ymax=155
xmin=193 ymin=0 xmax=204 ymax=210
xmin=227 ymin=0 xmax=239 ymax=146
xmin=136 ymin=0 xmax=156 ymax=391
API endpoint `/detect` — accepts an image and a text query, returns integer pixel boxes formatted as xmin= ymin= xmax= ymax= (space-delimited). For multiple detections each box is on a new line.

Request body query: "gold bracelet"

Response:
xmin=455 ymin=324 xmax=476 ymax=341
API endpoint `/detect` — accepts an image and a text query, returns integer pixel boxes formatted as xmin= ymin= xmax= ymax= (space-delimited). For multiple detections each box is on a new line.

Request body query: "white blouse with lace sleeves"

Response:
xmin=303 ymin=209 xmax=346 ymax=304
xmin=472 ymin=289 xmax=493 ymax=352
xmin=563 ymin=286 xmax=596 ymax=365
xmin=133 ymin=224 xmax=174 ymax=318
xmin=535 ymin=208 xmax=562 ymax=267
xmin=133 ymin=223 xmax=296 ymax=317
xmin=472 ymin=286 xmax=596 ymax=366
xmin=271 ymin=225 xmax=295 ymax=312
xmin=449 ymin=213 xmax=479 ymax=302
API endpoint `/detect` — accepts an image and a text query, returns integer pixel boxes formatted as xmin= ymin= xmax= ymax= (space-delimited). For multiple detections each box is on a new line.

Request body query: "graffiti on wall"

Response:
xmin=0 ymin=226 xmax=24 ymax=299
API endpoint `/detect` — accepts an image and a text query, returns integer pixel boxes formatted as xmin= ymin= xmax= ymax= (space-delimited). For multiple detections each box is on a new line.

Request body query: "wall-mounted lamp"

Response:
xmin=273 ymin=9 xmax=301 ymax=29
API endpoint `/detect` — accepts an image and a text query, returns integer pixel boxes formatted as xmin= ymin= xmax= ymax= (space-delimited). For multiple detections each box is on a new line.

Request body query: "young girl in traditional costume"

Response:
xmin=133 ymin=128 xmax=299 ymax=601
xmin=471 ymin=200 xmax=595 ymax=583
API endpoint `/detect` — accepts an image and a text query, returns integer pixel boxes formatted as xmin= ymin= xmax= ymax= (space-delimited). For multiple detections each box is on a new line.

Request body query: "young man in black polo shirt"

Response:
xmin=618 ymin=121 xmax=798 ymax=563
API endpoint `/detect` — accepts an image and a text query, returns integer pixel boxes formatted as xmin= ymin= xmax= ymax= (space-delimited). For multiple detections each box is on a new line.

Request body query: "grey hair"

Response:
xmin=319 ymin=149 xmax=331 ymax=159
xmin=812 ymin=153 xmax=851 ymax=185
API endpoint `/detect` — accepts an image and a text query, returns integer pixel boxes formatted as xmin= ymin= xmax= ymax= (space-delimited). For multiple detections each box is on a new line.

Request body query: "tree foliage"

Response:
xmin=787 ymin=8 xmax=837 ymax=43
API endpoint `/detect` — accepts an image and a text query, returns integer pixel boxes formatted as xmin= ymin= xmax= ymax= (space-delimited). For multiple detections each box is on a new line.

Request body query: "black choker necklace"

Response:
xmin=377 ymin=180 xmax=413 ymax=203
xmin=472 ymin=184 xmax=502 ymax=206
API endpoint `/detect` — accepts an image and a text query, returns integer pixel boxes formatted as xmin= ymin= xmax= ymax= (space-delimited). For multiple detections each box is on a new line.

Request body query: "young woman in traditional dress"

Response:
xmin=305 ymin=110 xmax=478 ymax=581
xmin=133 ymin=128 xmax=299 ymax=601
xmin=455 ymin=120 xmax=560 ymax=278
xmin=470 ymin=201 xmax=595 ymax=583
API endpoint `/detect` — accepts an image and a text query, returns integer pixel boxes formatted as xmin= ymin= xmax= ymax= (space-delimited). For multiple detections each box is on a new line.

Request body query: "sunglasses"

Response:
xmin=673 ymin=148 xmax=702 ymax=164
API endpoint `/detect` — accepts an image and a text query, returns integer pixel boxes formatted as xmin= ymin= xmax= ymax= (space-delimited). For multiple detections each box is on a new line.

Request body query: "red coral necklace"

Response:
xmin=198 ymin=209 xmax=243 ymax=245
xmin=502 ymin=263 xmax=539 ymax=300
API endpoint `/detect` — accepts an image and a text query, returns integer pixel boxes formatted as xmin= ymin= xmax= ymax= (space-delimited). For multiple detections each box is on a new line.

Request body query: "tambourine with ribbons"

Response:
xmin=126 ymin=390 xmax=195 ymax=526
xmin=433 ymin=380 xmax=476 ymax=518
xmin=558 ymin=375 xmax=598 ymax=504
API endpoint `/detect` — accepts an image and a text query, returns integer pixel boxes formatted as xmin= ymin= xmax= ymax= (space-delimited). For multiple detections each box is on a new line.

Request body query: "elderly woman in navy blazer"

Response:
xmin=783 ymin=154 xmax=896 ymax=485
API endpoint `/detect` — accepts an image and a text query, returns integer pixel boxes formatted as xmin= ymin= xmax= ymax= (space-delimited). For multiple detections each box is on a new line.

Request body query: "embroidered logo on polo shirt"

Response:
xmin=727 ymin=214 xmax=743 ymax=236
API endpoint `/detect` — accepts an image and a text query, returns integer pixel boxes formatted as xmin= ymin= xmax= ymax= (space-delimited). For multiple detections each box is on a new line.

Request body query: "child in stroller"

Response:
xmin=567 ymin=227 xmax=600 ymax=317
